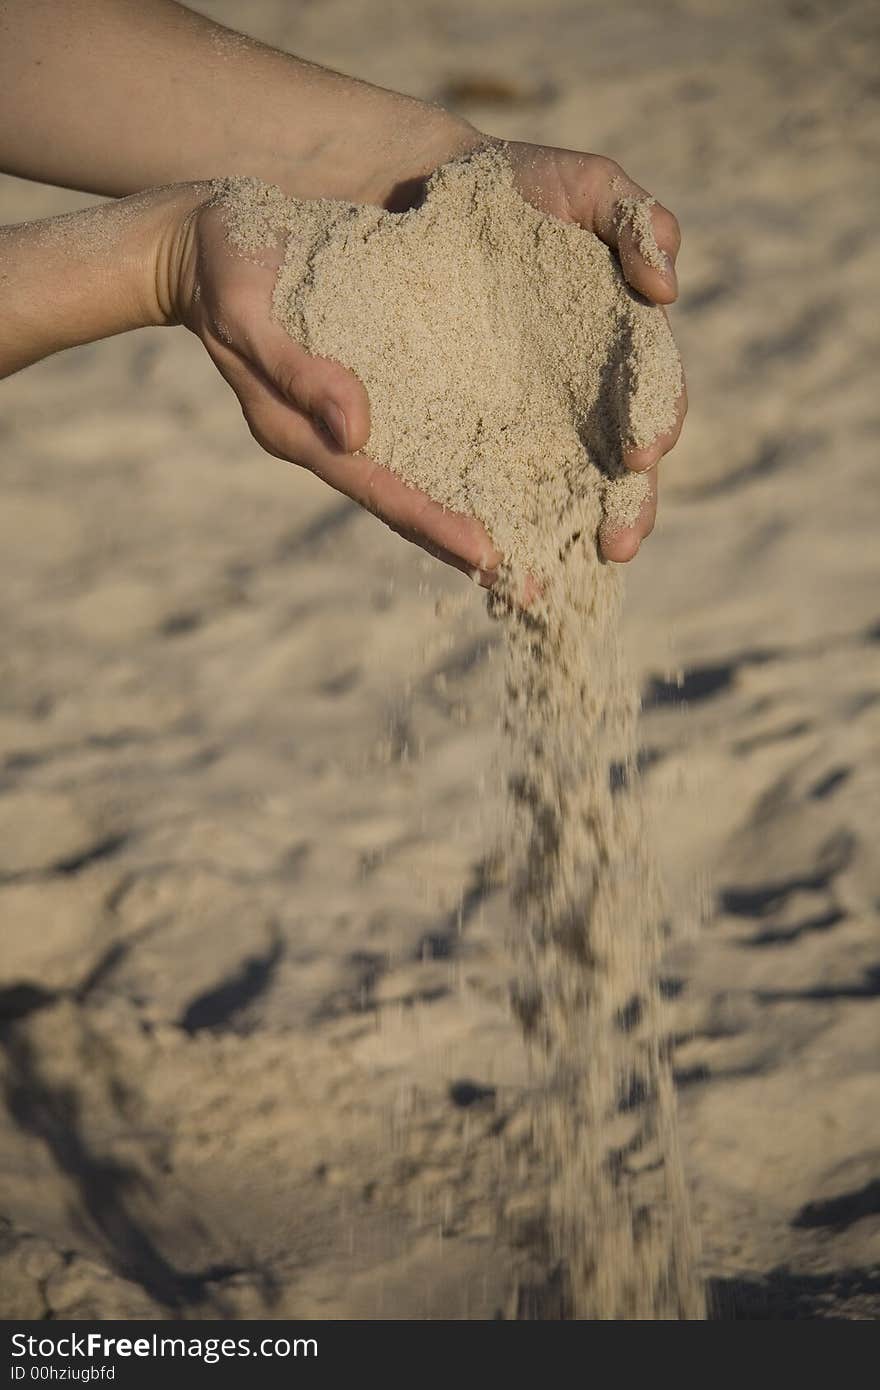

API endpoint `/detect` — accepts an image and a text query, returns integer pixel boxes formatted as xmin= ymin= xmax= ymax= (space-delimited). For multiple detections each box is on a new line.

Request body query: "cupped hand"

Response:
xmin=171 ymin=138 xmax=684 ymax=584
xmin=502 ymin=141 xmax=686 ymax=563
xmin=172 ymin=194 xmax=502 ymax=585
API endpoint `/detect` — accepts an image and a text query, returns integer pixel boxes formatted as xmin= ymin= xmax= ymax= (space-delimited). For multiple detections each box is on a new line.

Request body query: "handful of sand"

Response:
xmin=215 ymin=147 xmax=680 ymax=577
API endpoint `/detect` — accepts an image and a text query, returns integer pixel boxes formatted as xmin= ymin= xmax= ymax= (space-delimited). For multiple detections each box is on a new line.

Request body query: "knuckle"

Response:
xmin=627 ymin=441 xmax=662 ymax=470
xmin=655 ymin=205 xmax=682 ymax=252
xmin=598 ymin=155 xmax=624 ymax=183
xmin=585 ymin=155 xmax=625 ymax=204
xmin=270 ymin=358 xmax=302 ymax=401
xmin=271 ymin=353 xmax=316 ymax=411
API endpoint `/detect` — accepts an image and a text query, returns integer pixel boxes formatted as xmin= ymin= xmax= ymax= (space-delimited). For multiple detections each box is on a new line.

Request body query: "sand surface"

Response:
xmin=1 ymin=0 xmax=879 ymax=1319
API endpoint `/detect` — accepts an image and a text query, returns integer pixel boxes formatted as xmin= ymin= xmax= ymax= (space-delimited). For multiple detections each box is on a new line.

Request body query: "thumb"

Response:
xmin=195 ymin=198 xmax=371 ymax=452
xmin=246 ymin=318 xmax=371 ymax=453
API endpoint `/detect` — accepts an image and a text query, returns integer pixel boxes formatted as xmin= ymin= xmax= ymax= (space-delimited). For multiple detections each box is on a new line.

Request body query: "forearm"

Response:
xmin=0 ymin=0 xmax=474 ymax=204
xmin=0 ymin=183 xmax=201 ymax=379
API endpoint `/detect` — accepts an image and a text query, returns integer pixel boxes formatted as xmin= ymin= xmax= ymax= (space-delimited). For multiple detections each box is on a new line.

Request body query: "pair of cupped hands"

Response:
xmin=172 ymin=135 xmax=686 ymax=584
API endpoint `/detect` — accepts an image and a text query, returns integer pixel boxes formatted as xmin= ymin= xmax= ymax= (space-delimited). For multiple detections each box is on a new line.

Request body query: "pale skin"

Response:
xmin=0 ymin=0 xmax=686 ymax=580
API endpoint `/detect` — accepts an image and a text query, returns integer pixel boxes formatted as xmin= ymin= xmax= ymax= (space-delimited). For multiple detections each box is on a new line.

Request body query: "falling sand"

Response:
xmin=215 ymin=146 xmax=703 ymax=1319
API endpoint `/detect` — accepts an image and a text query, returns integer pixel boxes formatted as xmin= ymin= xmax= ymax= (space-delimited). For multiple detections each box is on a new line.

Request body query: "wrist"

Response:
xmin=134 ymin=182 xmax=210 ymax=329
xmin=357 ymin=106 xmax=483 ymax=208
xmin=264 ymin=85 xmax=482 ymax=207
xmin=0 ymin=184 xmax=207 ymax=381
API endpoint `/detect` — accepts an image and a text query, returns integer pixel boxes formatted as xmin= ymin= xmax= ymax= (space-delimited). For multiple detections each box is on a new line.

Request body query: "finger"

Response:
xmin=210 ymin=336 xmax=503 ymax=573
xmin=230 ymin=314 xmax=371 ymax=454
xmin=623 ymin=377 xmax=688 ymax=473
xmin=600 ymin=468 xmax=658 ymax=562
xmin=201 ymin=218 xmax=371 ymax=452
xmin=585 ymin=160 xmax=681 ymax=304
xmin=386 ymin=523 xmax=499 ymax=588
xmin=354 ymin=464 xmax=503 ymax=573
xmin=211 ymin=309 xmax=370 ymax=451
xmin=388 ymin=526 xmax=541 ymax=605
xmin=207 ymin=331 xmax=366 ymax=470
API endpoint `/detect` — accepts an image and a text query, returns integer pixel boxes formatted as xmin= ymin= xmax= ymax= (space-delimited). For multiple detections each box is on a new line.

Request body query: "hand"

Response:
xmin=502 ymin=141 xmax=686 ymax=563
xmin=167 ymin=138 xmax=684 ymax=585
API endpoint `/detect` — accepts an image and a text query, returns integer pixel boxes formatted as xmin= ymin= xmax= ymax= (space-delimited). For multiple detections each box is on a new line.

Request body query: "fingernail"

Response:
xmin=663 ymin=254 xmax=678 ymax=293
xmin=322 ymin=403 xmax=348 ymax=451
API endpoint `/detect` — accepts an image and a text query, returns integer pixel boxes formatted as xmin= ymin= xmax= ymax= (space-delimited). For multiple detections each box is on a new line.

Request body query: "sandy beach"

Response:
xmin=1 ymin=0 xmax=878 ymax=1319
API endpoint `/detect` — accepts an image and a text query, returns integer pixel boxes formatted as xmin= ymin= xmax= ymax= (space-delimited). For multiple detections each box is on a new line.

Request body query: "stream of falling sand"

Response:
xmin=495 ymin=520 xmax=703 ymax=1318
